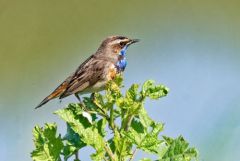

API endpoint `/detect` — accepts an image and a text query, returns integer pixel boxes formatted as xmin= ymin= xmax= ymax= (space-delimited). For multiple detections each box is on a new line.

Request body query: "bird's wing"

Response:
xmin=59 ymin=57 xmax=108 ymax=98
xmin=35 ymin=55 xmax=96 ymax=108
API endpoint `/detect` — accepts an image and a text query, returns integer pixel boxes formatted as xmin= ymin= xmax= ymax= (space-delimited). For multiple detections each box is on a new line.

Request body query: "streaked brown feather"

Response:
xmin=59 ymin=58 xmax=111 ymax=98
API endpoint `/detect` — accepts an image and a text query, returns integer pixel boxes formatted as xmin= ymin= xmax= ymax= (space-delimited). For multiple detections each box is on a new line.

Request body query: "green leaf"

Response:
xmin=90 ymin=150 xmax=105 ymax=161
xmin=83 ymin=97 xmax=100 ymax=111
xmin=131 ymin=118 xmax=145 ymax=134
xmin=82 ymin=111 xmax=93 ymax=124
xmin=54 ymin=103 xmax=92 ymax=128
xmin=106 ymin=75 xmax=123 ymax=103
xmin=122 ymin=120 xmax=164 ymax=154
xmin=113 ymin=74 xmax=124 ymax=87
xmin=142 ymin=80 xmax=169 ymax=99
xmin=96 ymin=118 xmax=107 ymax=137
xmin=83 ymin=95 xmax=105 ymax=115
xmin=62 ymin=141 xmax=78 ymax=161
xmin=55 ymin=104 xmax=106 ymax=160
xmin=31 ymin=123 xmax=63 ymax=161
xmin=159 ymin=136 xmax=198 ymax=161
xmin=139 ymin=123 xmax=164 ymax=153
xmin=126 ymin=84 xmax=139 ymax=101
xmin=63 ymin=123 xmax=86 ymax=148
xmin=139 ymin=107 xmax=154 ymax=128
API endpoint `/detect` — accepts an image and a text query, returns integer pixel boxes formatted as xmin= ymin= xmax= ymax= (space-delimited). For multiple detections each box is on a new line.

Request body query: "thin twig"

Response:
xmin=87 ymin=110 xmax=109 ymax=119
xmin=94 ymin=101 xmax=107 ymax=115
xmin=129 ymin=148 xmax=137 ymax=161
xmin=103 ymin=143 xmax=116 ymax=161
xmin=75 ymin=150 xmax=79 ymax=160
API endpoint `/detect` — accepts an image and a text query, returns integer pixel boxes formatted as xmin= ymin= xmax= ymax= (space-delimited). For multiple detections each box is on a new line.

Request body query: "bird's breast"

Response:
xmin=116 ymin=58 xmax=127 ymax=72
xmin=78 ymin=80 xmax=107 ymax=95
xmin=107 ymin=64 xmax=118 ymax=80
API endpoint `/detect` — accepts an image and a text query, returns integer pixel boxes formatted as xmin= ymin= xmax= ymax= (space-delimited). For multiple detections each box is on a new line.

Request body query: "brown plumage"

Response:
xmin=35 ymin=36 xmax=139 ymax=109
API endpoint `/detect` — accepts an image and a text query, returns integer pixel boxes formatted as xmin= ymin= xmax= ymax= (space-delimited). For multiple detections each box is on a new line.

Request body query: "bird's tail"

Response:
xmin=35 ymin=82 xmax=70 ymax=109
xmin=35 ymin=96 xmax=51 ymax=109
xmin=35 ymin=88 xmax=65 ymax=109
xmin=35 ymin=76 xmax=72 ymax=109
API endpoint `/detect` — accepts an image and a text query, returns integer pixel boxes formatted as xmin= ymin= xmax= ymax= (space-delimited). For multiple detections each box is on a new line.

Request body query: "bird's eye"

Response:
xmin=120 ymin=42 xmax=125 ymax=47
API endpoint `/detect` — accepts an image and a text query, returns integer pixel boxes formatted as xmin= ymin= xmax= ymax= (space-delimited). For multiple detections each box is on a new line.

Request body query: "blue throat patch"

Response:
xmin=117 ymin=58 xmax=127 ymax=71
xmin=116 ymin=46 xmax=128 ymax=71
xmin=120 ymin=46 xmax=128 ymax=56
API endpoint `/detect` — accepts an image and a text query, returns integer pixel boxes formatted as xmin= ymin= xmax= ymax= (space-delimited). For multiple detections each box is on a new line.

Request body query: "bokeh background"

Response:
xmin=1 ymin=0 xmax=240 ymax=160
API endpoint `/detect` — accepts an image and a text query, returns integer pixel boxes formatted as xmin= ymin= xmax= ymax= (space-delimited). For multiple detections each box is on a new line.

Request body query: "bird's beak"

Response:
xmin=130 ymin=39 xmax=140 ymax=44
xmin=127 ymin=39 xmax=140 ymax=45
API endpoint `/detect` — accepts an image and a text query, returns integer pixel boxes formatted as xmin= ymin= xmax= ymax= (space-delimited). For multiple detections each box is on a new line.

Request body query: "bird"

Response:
xmin=35 ymin=35 xmax=139 ymax=109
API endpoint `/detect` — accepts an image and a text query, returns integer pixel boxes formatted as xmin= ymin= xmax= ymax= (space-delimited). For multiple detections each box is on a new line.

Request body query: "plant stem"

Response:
xmin=87 ymin=110 xmax=109 ymax=119
xmin=94 ymin=101 xmax=107 ymax=115
xmin=125 ymin=115 xmax=133 ymax=131
xmin=110 ymin=105 xmax=115 ymax=129
xmin=104 ymin=142 xmax=116 ymax=161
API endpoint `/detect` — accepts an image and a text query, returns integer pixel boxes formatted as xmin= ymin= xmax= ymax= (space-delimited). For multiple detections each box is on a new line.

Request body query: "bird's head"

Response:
xmin=98 ymin=36 xmax=139 ymax=56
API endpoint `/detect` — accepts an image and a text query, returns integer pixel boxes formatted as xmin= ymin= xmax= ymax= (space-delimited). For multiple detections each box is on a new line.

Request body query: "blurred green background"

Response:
xmin=1 ymin=0 xmax=240 ymax=160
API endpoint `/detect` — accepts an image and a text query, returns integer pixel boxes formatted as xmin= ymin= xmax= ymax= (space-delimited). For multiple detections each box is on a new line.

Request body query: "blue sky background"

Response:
xmin=0 ymin=0 xmax=240 ymax=160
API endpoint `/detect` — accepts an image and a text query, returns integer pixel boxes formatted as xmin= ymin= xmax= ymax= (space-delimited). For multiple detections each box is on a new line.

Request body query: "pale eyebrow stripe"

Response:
xmin=109 ymin=39 xmax=129 ymax=45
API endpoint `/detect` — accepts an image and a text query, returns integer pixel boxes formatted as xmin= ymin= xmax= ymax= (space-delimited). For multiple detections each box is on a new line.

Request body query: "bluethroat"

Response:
xmin=35 ymin=36 xmax=139 ymax=108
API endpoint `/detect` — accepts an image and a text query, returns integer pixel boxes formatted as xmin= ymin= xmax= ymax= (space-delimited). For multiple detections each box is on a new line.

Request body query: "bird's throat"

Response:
xmin=120 ymin=46 xmax=128 ymax=56
xmin=116 ymin=46 xmax=128 ymax=72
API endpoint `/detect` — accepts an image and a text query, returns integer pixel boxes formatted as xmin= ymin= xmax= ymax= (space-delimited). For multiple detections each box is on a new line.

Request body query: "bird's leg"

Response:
xmin=90 ymin=92 xmax=96 ymax=100
xmin=75 ymin=93 xmax=82 ymax=103
xmin=74 ymin=94 xmax=87 ymax=111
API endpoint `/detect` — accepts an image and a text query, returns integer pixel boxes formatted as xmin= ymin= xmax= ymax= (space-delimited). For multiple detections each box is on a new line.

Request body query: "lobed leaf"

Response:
xmin=122 ymin=118 xmax=164 ymax=154
xmin=141 ymin=80 xmax=169 ymax=99
xmin=31 ymin=123 xmax=63 ymax=161
xmin=55 ymin=104 xmax=107 ymax=160
xmin=62 ymin=123 xmax=86 ymax=160
xmin=159 ymin=136 xmax=198 ymax=161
